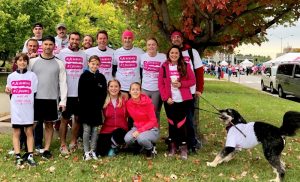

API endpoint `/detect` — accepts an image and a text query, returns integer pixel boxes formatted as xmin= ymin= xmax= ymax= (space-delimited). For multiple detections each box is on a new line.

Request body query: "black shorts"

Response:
xmin=34 ymin=99 xmax=58 ymax=122
xmin=12 ymin=124 xmax=34 ymax=129
xmin=62 ymin=97 xmax=79 ymax=119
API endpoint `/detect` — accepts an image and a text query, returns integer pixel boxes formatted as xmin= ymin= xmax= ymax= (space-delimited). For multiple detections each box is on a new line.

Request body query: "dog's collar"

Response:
xmin=226 ymin=124 xmax=233 ymax=132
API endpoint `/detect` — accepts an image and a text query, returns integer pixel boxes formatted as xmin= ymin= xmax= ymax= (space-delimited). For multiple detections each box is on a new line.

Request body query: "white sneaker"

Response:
xmin=35 ymin=148 xmax=44 ymax=154
xmin=90 ymin=151 xmax=98 ymax=160
xmin=83 ymin=152 xmax=91 ymax=161
xmin=8 ymin=149 xmax=15 ymax=155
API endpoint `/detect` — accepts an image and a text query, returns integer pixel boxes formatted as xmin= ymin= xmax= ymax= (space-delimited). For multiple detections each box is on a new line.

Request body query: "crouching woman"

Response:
xmin=124 ymin=82 xmax=159 ymax=159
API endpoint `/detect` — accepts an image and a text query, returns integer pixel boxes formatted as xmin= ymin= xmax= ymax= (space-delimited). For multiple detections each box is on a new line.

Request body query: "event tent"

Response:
xmin=240 ymin=59 xmax=254 ymax=67
xmin=263 ymin=52 xmax=300 ymax=67
xmin=220 ymin=60 xmax=228 ymax=66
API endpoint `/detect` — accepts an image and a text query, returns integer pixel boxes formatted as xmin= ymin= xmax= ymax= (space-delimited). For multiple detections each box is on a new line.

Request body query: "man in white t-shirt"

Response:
xmin=57 ymin=32 xmax=88 ymax=154
xmin=22 ymin=23 xmax=43 ymax=54
xmin=171 ymin=30 xmax=204 ymax=151
xmin=113 ymin=30 xmax=144 ymax=97
xmin=54 ymin=23 xmax=69 ymax=54
xmin=85 ymin=30 xmax=115 ymax=82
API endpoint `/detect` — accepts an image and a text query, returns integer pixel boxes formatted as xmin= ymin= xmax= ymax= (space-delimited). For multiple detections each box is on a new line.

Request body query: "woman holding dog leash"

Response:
xmin=158 ymin=45 xmax=195 ymax=160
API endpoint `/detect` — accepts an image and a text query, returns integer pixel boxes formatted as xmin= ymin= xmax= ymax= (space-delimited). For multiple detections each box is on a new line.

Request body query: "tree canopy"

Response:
xmin=105 ymin=0 xmax=300 ymax=54
xmin=1 ymin=0 xmax=299 ymax=59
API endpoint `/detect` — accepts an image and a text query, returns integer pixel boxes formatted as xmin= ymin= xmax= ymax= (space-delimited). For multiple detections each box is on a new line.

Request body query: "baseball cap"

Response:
xmin=33 ymin=23 xmax=43 ymax=29
xmin=56 ymin=23 xmax=67 ymax=29
xmin=171 ymin=31 xmax=183 ymax=38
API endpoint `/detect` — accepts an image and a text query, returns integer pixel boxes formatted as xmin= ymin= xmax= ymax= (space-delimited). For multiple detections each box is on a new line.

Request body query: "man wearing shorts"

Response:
xmin=29 ymin=35 xmax=67 ymax=159
xmin=57 ymin=32 xmax=88 ymax=154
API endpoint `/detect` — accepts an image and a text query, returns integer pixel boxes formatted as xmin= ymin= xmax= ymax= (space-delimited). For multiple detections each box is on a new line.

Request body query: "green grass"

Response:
xmin=1 ymin=80 xmax=300 ymax=181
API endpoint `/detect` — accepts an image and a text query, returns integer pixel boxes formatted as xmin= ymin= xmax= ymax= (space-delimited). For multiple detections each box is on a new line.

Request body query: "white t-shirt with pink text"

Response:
xmin=57 ymin=48 xmax=88 ymax=97
xmin=169 ymin=64 xmax=183 ymax=102
xmin=6 ymin=71 xmax=38 ymax=125
xmin=182 ymin=49 xmax=203 ymax=94
xmin=113 ymin=47 xmax=144 ymax=91
xmin=141 ymin=52 xmax=166 ymax=91
xmin=85 ymin=46 xmax=115 ymax=82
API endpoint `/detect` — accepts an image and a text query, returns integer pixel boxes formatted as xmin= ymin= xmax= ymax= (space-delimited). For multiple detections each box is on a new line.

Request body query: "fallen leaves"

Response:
xmin=46 ymin=166 xmax=55 ymax=173
xmin=170 ymin=174 xmax=177 ymax=180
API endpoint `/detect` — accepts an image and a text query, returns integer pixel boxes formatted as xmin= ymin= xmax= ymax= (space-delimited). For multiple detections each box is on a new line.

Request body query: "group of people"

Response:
xmin=6 ymin=22 xmax=205 ymax=167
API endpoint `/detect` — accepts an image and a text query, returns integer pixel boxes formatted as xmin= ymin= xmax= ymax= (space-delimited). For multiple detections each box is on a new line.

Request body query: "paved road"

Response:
xmin=222 ymin=73 xmax=261 ymax=90
xmin=0 ymin=93 xmax=10 ymax=115
xmin=222 ymin=73 xmax=300 ymax=103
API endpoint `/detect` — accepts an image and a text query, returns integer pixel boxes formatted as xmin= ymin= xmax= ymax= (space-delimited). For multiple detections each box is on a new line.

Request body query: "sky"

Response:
xmin=235 ymin=20 xmax=300 ymax=60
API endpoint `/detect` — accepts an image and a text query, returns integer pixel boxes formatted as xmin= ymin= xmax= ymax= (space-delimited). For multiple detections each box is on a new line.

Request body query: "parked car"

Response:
xmin=276 ymin=62 xmax=300 ymax=98
xmin=261 ymin=66 xmax=278 ymax=93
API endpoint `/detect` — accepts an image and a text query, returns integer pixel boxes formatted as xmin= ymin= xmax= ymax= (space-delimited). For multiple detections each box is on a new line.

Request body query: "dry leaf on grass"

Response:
xmin=155 ymin=173 xmax=163 ymax=179
xmin=218 ymin=173 xmax=224 ymax=177
xmin=252 ymin=174 xmax=259 ymax=180
xmin=193 ymin=159 xmax=200 ymax=164
xmin=230 ymin=177 xmax=236 ymax=181
xmin=147 ymin=160 xmax=153 ymax=169
xmin=47 ymin=166 xmax=55 ymax=173
xmin=170 ymin=174 xmax=177 ymax=180
xmin=240 ymin=171 xmax=247 ymax=177
xmin=73 ymin=156 xmax=79 ymax=162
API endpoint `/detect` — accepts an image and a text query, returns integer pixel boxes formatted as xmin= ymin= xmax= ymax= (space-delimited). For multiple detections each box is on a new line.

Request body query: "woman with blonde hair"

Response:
xmin=96 ymin=79 xmax=128 ymax=157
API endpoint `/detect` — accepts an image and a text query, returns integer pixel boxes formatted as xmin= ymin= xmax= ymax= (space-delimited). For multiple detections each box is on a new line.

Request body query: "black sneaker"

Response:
xmin=27 ymin=155 xmax=37 ymax=166
xmin=146 ymin=148 xmax=155 ymax=160
xmin=22 ymin=152 xmax=30 ymax=161
xmin=42 ymin=150 xmax=53 ymax=160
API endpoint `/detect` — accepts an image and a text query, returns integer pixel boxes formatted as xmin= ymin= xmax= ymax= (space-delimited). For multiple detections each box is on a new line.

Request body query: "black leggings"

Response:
xmin=164 ymin=100 xmax=192 ymax=145
xmin=96 ymin=128 xmax=127 ymax=156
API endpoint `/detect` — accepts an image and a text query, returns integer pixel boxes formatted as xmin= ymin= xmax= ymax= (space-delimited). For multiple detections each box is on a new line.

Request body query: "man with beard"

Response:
xmin=81 ymin=35 xmax=94 ymax=50
xmin=54 ymin=23 xmax=69 ymax=54
xmin=57 ymin=32 xmax=88 ymax=154
xmin=85 ymin=30 xmax=114 ymax=82
xmin=22 ymin=23 xmax=43 ymax=54
xmin=29 ymin=36 xmax=67 ymax=159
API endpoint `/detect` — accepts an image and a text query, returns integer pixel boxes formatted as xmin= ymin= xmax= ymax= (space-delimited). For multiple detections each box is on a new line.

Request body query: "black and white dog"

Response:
xmin=206 ymin=109 xmax=300 ymax=182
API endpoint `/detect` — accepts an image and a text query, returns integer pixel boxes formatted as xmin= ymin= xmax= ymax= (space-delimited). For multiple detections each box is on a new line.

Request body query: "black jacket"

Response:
xmin=78 ymin=70 xmax=107 ymax=126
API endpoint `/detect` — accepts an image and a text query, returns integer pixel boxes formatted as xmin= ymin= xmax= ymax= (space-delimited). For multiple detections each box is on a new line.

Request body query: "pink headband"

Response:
xmin=122 ymin=30 xmax=134 ymax=39
xmin=171 ymin=31 xmax=183 ymax=38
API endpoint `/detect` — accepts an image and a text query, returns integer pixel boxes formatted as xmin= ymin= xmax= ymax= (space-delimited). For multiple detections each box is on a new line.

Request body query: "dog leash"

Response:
xmin=194 ymin=107 xmax=220 ymax=115
xmin=200 ymin=95 xmax=219 ymax=112
xmin=199 ymin=96 xmax=247 ymax=138
xmin=229 ymin=121 xmax=247 ymax=138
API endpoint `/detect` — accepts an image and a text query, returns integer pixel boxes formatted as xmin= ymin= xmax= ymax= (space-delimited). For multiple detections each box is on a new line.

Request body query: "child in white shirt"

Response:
xmin=6 ymin=53 xmax=38 ymax=166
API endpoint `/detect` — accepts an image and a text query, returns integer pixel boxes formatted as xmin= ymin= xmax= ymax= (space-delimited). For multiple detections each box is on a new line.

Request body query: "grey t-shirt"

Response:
xmin=28 ymin=55 xmax=67 ymax=106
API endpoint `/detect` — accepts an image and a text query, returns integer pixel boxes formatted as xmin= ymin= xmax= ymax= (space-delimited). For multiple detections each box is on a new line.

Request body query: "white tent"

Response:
xmin=240 ymin=59 xmax=254 ymax=67
xmin=263 ymin=52 xmax=300 ymax=67
xmin=220 ymin=60 xmax=228 ymax=66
